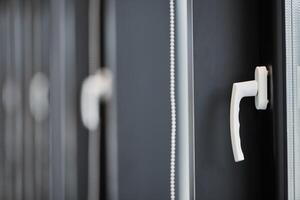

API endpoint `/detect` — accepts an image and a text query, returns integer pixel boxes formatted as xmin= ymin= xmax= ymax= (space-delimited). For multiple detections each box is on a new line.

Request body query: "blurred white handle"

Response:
xmin=80 ymin=69 xmax=112 ymax=131
xmin=29 ymin=72 xmax=49 ymax=122
xmin=230 ymin=66 xmax=268 ymax=162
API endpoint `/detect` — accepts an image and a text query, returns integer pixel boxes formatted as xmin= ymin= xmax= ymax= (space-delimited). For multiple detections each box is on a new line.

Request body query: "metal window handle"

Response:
xmin=230 ymin=66 xmax=268 ymax=162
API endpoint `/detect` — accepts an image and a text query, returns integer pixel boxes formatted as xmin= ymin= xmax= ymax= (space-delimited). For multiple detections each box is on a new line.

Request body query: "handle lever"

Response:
xmin=230 ymin=66 xmax=268 ymax=162
xmin=80 ymin=69 xmax=112 ymax=131
xmin=29 ymin=72 xmax=49 ymax=122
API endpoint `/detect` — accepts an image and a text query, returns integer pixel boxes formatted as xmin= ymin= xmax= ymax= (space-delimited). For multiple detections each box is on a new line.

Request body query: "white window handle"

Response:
xmin=230 ymin=66 xmax=268 ymax=162
xmin=29 ymin=72 xmax=49 ymax=122
xmin=80 ymin=69 xmax=112 ymax=131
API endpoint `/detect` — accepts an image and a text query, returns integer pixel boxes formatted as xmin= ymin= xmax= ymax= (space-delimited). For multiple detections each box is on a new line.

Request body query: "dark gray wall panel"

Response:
xmin=115 ymin=1 xmax=170 ymax=200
